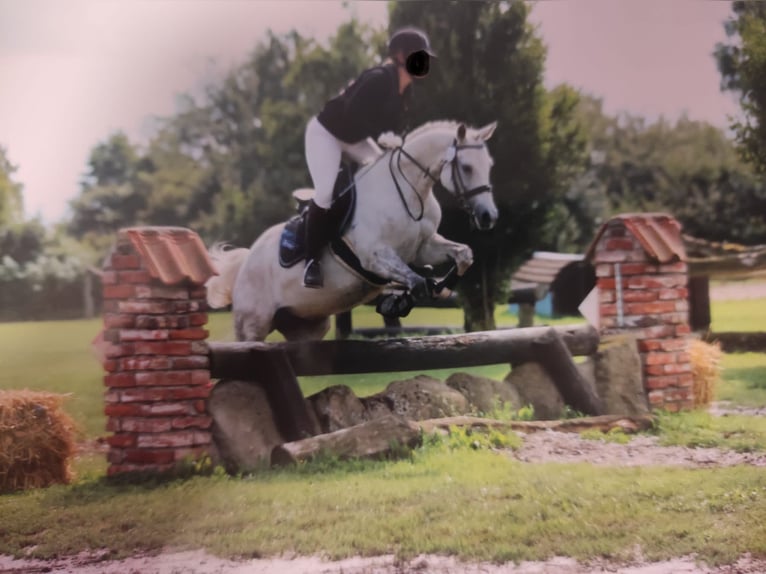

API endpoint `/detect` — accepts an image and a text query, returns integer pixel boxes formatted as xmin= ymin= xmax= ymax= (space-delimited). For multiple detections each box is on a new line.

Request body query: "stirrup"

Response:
xmin=303 ymin=259 xmax=323 ymax=289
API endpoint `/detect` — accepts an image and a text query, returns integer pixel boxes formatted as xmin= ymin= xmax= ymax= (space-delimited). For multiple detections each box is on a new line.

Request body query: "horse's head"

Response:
xmin=438 ymin=122 xmax=498 ymax=231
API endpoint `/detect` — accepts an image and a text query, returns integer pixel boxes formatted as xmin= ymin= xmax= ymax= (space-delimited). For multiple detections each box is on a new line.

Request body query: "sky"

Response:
xmin=0 ymin=0 xmax=742 ymax=225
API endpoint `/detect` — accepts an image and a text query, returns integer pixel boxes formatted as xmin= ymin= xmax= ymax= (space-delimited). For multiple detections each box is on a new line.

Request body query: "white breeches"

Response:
xmin=304 ymin=116 xmax=382 ymax=209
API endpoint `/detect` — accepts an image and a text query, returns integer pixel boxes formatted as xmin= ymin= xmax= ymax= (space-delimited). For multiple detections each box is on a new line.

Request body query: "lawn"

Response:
xmin=1 ymin=300 xmax=766 ymax=565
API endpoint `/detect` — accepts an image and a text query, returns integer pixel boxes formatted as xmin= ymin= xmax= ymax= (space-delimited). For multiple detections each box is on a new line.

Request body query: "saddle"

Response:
xmin=279 ymin=162 xmax=357 ymax=268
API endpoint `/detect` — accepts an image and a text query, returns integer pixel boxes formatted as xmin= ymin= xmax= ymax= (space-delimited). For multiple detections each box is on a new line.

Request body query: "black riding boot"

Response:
xmin=303 ymin=200 xmax=332 ymax=289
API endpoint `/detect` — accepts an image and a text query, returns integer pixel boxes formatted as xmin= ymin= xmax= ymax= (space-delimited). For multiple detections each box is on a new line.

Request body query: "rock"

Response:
xmin=306 ymin=385 xmax=368 ymax=433
xmin=445 ymin=372 xmax=522 ymax=416
xmin=593 ymin=334 xmax=650 ymax=416
xmin=208 ymin=379 xmax=285 ymax=474
xmin=504 ymin=362 xmax=564 ymax=420
xmin=364 ymin=375 xmax=471 ymax=421
xmin=271 ymin=414 xmax=421 ymax=466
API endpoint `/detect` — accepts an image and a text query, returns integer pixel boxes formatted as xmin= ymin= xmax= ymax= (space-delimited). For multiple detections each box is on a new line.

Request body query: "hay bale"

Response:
xmin=0 ymin=390 xmax=78 ymax=493
xmin=689 ymin=339 xmax=723 ymax=408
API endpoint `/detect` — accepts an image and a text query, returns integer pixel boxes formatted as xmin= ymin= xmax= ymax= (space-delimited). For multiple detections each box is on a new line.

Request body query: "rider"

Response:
xmin=301 ymin=26 xmax=436 ymax=288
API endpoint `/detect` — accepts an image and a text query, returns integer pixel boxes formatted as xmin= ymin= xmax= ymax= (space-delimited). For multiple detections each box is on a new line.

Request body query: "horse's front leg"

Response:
xmin=358 ymin=246 xmax=431 ymax=300
xmin=414 ymin=233 xmax=474 ymax=276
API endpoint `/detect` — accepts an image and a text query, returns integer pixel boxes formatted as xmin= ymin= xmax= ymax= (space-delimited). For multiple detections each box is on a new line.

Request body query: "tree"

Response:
xmin=0 ymin=146 xmax=23 ymax=226
xmin=716 ymin=1 xmax=766 ymax=173
xmin=388 ymin=1 xmax=589 ymax=330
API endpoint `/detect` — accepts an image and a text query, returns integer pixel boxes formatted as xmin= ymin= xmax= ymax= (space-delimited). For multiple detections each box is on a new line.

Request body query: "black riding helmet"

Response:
xmin=388 ymin=27 xmax=436 ymax=78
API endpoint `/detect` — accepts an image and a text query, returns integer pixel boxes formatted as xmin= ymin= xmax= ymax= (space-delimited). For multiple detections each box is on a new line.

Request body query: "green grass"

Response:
xmin=716 ymin=352 xmax=766 ymax=407
xmin=0 ymin=448 xmax=765 ymax=565
xmin=710 ymin=297 xmax=766 ymax=332
xmin=654 ymin=410 xmax=766 ymax=452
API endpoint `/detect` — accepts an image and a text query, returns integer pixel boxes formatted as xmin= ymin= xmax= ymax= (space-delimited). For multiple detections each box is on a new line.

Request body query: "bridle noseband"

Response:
xmin=390 ymin=138 xmax=493 ymax=221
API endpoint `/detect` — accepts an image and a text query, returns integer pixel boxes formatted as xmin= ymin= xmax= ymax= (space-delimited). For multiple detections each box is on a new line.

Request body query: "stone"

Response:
xmin=504 ymin=362 xmax=564 ymax=420
xmin=207 ymin=379 xmax=285 ymax=474
xmin=445 ymin=372 xmax=522 ymax=416
xmin=306 ymin=385 xmax=369 ymax=434
xmin=365 ymin=375 xmax=470 ymax=421
xmin=593 ymin=334 xmax=650 ymax=416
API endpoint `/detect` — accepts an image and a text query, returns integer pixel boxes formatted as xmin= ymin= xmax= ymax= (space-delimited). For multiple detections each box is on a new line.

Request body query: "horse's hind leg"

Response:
xmin=234 ymin=307 xmax=273 ymax=342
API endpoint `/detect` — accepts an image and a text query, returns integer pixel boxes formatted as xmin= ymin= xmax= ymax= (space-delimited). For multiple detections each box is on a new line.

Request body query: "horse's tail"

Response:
xmin=205 ymin=243 xmax=250 ymax=309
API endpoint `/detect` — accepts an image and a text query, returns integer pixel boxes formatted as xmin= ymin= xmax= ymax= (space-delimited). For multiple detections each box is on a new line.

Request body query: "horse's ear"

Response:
xmin=477 ymin=121 xmax=497 ymax=141
xmin=457 ymin=123 xmax=467 ymax=142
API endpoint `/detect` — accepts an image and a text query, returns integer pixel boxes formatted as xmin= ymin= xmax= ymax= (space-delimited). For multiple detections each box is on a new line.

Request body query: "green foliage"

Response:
xmin=0 ymin=145 xmax=24 ymax=226
xmin=577 ymin=95 xmax=766 ymax=245
xmin=716 ymin=1 xmax=766 ymax=173
xmin=580 ymin=428 xmax=631 ymax=445
xmin=422 ymin=425 xmax=522 ymax=453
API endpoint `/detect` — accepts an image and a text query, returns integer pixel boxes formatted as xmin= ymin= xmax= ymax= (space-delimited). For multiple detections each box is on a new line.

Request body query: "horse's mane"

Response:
xmin=404 ymin=119 xmax=464 ymax=142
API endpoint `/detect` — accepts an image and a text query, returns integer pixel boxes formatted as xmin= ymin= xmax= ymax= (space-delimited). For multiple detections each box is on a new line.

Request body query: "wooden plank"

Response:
xmin=209 ymin=324 xmax=599 ymax=379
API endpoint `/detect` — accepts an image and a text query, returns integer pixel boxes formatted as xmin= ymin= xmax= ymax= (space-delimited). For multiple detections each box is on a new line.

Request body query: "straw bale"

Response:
xmin=689 ymin=339 xmax=723 ymax=408
xmin=0 ymin=390 xmax=78 ymax=493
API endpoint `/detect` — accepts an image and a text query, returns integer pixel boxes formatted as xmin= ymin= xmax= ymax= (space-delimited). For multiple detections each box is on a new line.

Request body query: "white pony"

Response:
xmin=206 ymin=120 xmax=499 ymax=342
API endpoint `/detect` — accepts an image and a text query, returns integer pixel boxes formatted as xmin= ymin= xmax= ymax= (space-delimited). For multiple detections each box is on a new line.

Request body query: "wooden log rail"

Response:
xmin=208 ymin=324 xmax=599 ymax=379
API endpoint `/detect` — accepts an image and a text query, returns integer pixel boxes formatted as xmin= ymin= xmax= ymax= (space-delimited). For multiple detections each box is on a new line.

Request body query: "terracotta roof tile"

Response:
xmin=586 ymin=213 xmax=686 ymax=264
xmin=122 ymin=227 xmax=218 ymax=286
xmin=511 ymin=251 xmax=584 ymax=287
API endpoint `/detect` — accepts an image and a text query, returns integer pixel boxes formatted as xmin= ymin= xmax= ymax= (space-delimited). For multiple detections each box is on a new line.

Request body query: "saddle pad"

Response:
xmin=279 ymin=163 xmax=357 ymax=268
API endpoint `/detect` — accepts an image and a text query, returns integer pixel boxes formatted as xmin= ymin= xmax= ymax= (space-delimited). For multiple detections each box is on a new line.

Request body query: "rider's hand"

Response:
xmin=377 ymin=132 xmax=403 ymax=149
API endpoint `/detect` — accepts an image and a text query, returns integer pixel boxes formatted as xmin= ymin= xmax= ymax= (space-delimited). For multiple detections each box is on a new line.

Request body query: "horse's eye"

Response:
xmin=461 ymin=164 xmax=473 ymax=175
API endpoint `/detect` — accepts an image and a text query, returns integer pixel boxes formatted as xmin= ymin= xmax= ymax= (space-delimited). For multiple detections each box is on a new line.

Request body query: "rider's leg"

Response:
xmin=341 ymin=137 xmax=383 ymax=165
xmin=304 ymin=117 xmax=343 ymax=288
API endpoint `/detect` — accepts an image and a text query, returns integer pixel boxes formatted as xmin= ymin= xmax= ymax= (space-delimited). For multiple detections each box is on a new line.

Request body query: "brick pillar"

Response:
xmin=100 ymin=227 xmax=217 ymax=477
xmin=587 ymin=214 xmax=692 ymax=412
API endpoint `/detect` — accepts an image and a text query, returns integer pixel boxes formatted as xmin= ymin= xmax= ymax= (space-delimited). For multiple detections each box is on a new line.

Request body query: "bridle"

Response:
xmin=389 ymin=139 xmax=493 ymax=221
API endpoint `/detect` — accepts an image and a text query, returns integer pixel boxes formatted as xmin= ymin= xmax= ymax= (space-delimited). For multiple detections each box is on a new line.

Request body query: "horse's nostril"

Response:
xmin=481 ymin=211 xmax=492 ymax=226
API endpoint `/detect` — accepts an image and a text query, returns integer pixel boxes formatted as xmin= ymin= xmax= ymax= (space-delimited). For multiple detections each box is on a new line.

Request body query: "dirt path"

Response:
xmin=2 ymin=550 xmax=766 ymax=574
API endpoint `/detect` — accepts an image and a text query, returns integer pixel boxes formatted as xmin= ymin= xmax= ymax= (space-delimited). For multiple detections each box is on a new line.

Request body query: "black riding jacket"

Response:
xmin=317 ymin=63 xmax=412 ymax=144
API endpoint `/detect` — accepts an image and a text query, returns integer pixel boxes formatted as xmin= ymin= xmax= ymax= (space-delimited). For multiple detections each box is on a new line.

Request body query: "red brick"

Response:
xmin=173 ymin=356 xmax=210 ymax=370
xmin=101 ymin=271 xmax=118 ymax=285
xmin=132 ymin=341 xmax=192 ymax=356
xmin=103 ymin=284 xmax=136 ymax=299
xmin=660 ymin=339 xmax=688 ymax=352
xmin=109 ymin=254 xmax=141 ymax=270
xmin=647 ymin=390 xmax=665 ymax=406
xmin=645 ymin=375 xmax=679 ymax=390
xmin=106 ymin=433 xmax=136 ymax=448
xmin=599 ymin=291 xmax=615 ymax=304
xmin=663 ymin=362 xmax=692 ymax=374
xmin=147 ymin=402 xmax=197 ymax=416
xmin=120 ymin=329 xmax=170 ymax=341
xmin=595 ymin=264 xmax=614 ymax=278
xmin=644 ymin=352 xmax=676 ymax=366
xmin=645 ymin=364 xmax=668 ymax=376
xmin=620 ymin=263 xmax=657 ymax=275
xmin=135 ymin=371 xmax=193 ymax=386
xmin=189 ymin=313 xmax=208 ymax=326
xmin=117 ymin=270 xmax=153 ymax=284
xmin=597 ymin=278 xmax=616 ymax=290
xmin=658 ymin=288 xmax=688 ymax=300
xmin=625 ymin=301 xmax=677 ymax=315
xmin=105 ymin=343 xmax=135 ymax=358
xmin=119 ymin=357 xmax=173 ymax=371
xmin=677 ymin=373 xmax=694 ymax=387
xmin=104 ymin=373 xmax=136 ymax=388
xmin=190 ymin=371 xmax=210 ymax=385
xmin=600 ymin=303 xmax=617 ymax=317
xmin=106 ymin=418 xmax=120 ymax=432
xmin=118 ymin=301 xmax=174 ymax=315
xmin=105 ymin=403 xmax=144 ymax=417
xmin=107 ymin=450 xmax=125 ymax=464
xmin=102 ymin=329 xmax=120 ymax=344
xmin=634 ymin=325 xmax=676 ymax=340
xmin=119 ymin=386 xmax=209 ymax=403
xmin=638 ymin=339 xmax=663 ymax=352
xmin=675 ymin=300 xmax=689 ymax=312
xmin=104 ymin=313 xmax=136 ymax=329
xmin=622 ymin=290 xmax=658 ymax=303
xmin=172 ymin=416 xmax=212 ymax=430
xmin=103 ymin=359 xmax=119 ymax=373
xmin=104 ymin=390 xmax=120 ymax=403
xmin=194 ymin=400 xmax=207 ymax=414
xmin=658 ymin=262 xmax=687 ymax=273
xmin=135 ymin=285 xmax=190 ymax=300
xmin=190 ymin=342 xmax=208 ymax=355
xmin=136 ymin=431 xmax=198 ymax=448
xmin=661 ymin=312 xmax=689 ymax=325
xmin=677 ymin=351 xmax=691 ymax=363
xmin=675 ymin=324 xmax=692 ymax=335
xmin=168 ymin=328 xmax=209 ymax=341
xmin=135 ymin=315 xmax=190 ymax=329
xmin=174 ymin=301 xmax=207 ymax=313
xmin=123 ymin=449 xmax=176 ymax=465
xmin=189 ymin=287 xmax=208 ymax=299
xmin=120 ymin=418 xmax=173 ymax=433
